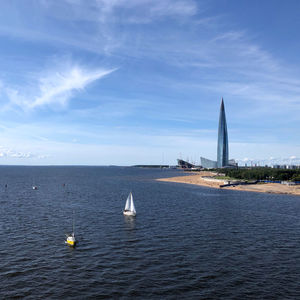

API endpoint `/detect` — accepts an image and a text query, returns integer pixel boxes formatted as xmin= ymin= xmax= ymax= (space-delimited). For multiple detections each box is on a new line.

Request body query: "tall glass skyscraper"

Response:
xmin=200 ymin=98 xmax=232 ymax=169
xmin=217 ymin=98 xmax=229 ymax=167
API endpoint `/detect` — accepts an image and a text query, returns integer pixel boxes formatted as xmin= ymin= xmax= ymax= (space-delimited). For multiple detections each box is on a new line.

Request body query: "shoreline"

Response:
xmin=157 ymin=171 xmax=300 ymax=196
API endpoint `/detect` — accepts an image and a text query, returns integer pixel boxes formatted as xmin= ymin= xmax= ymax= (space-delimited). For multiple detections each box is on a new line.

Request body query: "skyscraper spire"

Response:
xmin=200 ymin=98 xmax=231 ymax=169
xmin=217 ymin=98 xmax=229 ymax=167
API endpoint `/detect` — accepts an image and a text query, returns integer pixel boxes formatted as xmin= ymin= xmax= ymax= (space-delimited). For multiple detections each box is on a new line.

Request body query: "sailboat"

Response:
xmin=65 ymin=211 xmax=76 ymax=247
xmin=32 ymin=179 xmax=38 ymax=190
xmin=123 ymin=192 xmax=136 ymax=216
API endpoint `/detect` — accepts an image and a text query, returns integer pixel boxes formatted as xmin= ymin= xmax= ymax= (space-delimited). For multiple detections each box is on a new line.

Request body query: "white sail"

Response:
xmin=130 ymin=193 xmax=136 ymax=213
xmin=124 ymin=193 xmax=131 ymax=211
xmin=123 ymin=192 xmax=136 ymax=216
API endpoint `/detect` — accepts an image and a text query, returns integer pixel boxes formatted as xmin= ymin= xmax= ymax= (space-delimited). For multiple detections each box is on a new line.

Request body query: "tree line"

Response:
xmin=216 ymin=167 xmax=300 ymax=182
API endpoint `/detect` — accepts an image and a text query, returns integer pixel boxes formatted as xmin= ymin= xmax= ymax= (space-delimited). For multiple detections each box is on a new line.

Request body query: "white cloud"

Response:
xmin=2 ymin=64 xmax=116 ymax=110
xmin=124 ymin=0 xmax=198 ymax=23
xmin=65 ymin=0 xmax=198 ymax=22
xmin=236 ymin=156 xmax=300 ymax=166
xmin=17 ymin=0 xmax=198 ymax=55
xmin=30 ymin=66 xmax=116 ymax=109
xmin=0 ymin=146 xmax=42 ymax=159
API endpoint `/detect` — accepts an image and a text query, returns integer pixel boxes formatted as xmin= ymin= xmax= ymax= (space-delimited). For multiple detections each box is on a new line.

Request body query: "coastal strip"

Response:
xmin=157 ymin=171 xmax=300 ymax=196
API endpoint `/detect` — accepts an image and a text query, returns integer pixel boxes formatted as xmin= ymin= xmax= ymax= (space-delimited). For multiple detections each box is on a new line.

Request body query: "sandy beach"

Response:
xmin=157 ymin=171 xmax=300 ymax=196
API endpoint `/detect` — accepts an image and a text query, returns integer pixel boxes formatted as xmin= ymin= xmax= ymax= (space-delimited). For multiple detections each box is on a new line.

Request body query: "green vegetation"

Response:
xmin=215 ymin=167 xmax=300 ymax=182
xmin=214 ymin=175 xmax=234 ymax=180
xmin=133 ymin=165 xmax=170 ymax=168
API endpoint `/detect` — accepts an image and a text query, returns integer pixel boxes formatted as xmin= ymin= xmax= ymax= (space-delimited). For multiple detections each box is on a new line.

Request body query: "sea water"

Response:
xmin=0 ymin=166 xmax=300 ymax=299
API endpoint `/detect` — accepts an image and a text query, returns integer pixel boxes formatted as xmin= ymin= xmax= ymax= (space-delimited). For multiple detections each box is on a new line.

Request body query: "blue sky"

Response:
xmin=0 ymin=0 xmax=299 ymax=165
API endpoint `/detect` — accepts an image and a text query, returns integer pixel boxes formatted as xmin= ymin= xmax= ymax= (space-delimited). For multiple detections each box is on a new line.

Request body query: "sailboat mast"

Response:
xmin=72 ymin=210 xmax=75 ymax=234
xmin=130 ymin=193 xmax=132 ymax=211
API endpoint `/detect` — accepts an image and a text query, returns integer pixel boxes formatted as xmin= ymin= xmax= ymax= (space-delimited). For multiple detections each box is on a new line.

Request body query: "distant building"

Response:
xmin=270 ymin=164 xmax=300 ymax=170
xmin=200 ymin=157 xmax=217 ymax=169
xmin=287 ymin=165 xmax=298 ymax=170
xmin=217 ymin=98 xmax=229 ymax=168
xmin=201 ymin=98 xmax=234 ymax=169
xmin=271 ymin=165 xmax=281 ymax=169
xmin=177 ymin=159 xmax=195 ymax=169
xmin=228 ymin=159 xmax=238 ymax=167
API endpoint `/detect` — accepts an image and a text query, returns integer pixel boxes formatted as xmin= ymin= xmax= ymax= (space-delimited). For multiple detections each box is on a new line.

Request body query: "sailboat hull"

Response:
xmin=123 ymin=210 xmax=136 ymax=216
xmin=65 ymin=240 xmax=76 ymax=247
xmin=65 ymin=235 xmax=76 ymax=247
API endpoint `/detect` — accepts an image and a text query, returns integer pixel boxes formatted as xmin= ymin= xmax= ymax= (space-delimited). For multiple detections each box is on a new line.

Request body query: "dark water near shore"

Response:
xmin=1 ymin=166 xmax=300 ymax=299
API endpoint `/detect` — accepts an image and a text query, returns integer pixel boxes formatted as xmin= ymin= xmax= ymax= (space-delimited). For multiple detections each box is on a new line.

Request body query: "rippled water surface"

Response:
xmin=1 ymin=166 xmax=300 ymax=299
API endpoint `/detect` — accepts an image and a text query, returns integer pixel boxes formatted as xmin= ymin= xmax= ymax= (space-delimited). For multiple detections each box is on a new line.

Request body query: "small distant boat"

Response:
xmin=32 ymin=179 xmax=38 ymax=190
xmin=65 ymin=232 xmax=76 ymax=247
xmin=65 ymin=211 xmax=76 ymax=247
xmin=123 ymin=192 xmax=136 ymax=216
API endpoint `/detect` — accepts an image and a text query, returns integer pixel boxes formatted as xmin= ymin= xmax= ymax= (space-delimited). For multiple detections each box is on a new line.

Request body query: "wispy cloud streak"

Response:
xmin=2 ymin=64 xmax=116 ymax=111
xmin=30 ymin=66 xmax=115 ymax=108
